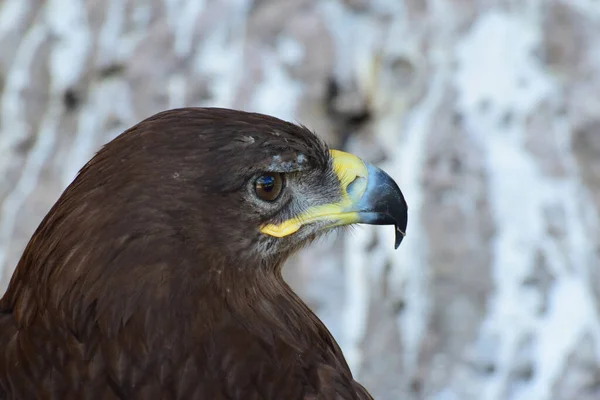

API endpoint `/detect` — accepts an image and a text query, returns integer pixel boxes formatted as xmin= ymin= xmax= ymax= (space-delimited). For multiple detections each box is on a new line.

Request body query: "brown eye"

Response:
xmin=254 ymin=173 xmax=284 ymax=202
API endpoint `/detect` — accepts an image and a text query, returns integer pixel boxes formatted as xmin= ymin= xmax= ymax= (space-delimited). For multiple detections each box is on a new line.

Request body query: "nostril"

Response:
xmin=346 ymin=176 xmax=367 ymax=198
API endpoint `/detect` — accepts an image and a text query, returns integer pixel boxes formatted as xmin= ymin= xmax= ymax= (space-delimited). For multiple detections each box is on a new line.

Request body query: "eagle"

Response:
xmin=0 ymin=108 xmax=407 ymax=399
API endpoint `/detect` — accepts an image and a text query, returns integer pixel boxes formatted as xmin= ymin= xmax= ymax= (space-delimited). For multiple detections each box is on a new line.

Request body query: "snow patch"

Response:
xmin=0 ymin=13 xmax=48 ymax=276
xmin=46 ymin=0 xmax=91 ymax=92
xmin=250 ymin=48 xmax=303 ymax=123
xmin=0 ymin=0 xmax=30 ymax=38
xmin=455 ymin=10 xmax=600 ymax=400
xmin=193 ymin=1 xmax=251 ymax=108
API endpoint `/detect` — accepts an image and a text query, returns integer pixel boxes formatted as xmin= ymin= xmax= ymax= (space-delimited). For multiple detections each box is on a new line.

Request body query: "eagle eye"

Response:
xmin=254 ymin=173 xmax=284 ymax=202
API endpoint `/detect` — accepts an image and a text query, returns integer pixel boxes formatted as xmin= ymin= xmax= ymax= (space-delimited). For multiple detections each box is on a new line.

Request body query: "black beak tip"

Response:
xmin=393 ymin=211 xmax=407 ymax=250
xmin=391 ymin=184 xmax=408 ymax=250
xmin=394 ymin=226 xmax=405 ymax=249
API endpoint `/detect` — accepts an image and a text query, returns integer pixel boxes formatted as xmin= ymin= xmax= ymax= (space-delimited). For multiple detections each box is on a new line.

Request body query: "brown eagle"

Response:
xmin=0 ymin=108 xmax=407 ymax=399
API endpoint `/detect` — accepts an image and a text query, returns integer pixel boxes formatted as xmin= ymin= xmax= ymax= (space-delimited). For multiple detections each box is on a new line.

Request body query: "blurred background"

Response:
xmin=1 ymin=0 xmax=599 ymax=399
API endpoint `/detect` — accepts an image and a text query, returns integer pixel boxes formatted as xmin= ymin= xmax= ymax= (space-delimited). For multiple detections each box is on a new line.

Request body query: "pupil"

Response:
xmin=260 ymin=176 xmax=274 ymax=192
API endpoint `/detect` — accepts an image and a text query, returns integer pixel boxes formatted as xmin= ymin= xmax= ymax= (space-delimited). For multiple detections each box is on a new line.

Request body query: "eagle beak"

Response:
xmin=260 ymin=150 xmax=408 ymax=249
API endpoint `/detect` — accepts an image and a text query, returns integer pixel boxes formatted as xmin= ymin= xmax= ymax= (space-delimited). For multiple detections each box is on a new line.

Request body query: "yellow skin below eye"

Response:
xmin=260 ymin=150 xmax=369 ymax=238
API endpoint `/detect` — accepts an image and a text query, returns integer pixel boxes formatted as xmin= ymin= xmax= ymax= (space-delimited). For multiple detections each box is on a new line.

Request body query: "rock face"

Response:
xmin=1 ymin=1 xmax=599 ymax=399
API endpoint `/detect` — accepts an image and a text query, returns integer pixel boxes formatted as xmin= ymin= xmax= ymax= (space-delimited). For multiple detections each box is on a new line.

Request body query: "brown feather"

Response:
xmin=0 ymin=108 xmax=373 ymax=400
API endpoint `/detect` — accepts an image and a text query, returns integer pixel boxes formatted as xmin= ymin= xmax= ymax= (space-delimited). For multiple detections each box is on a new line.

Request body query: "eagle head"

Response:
xmin=0 ymin=107 xmax=407 ymax=399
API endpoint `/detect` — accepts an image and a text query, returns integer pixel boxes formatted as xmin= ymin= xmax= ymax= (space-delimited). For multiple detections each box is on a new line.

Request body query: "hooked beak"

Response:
xmin=260 ymin=150 xmax=408 ymax=249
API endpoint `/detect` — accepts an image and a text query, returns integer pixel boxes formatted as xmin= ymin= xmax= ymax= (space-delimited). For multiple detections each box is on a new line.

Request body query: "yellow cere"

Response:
xmin=260 ymin=150 xmax=369 ymax=238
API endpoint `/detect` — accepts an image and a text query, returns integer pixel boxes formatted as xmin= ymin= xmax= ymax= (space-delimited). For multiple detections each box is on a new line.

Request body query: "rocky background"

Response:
xmin=1 ymin=0 xmax=599 ymax=399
